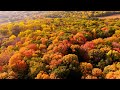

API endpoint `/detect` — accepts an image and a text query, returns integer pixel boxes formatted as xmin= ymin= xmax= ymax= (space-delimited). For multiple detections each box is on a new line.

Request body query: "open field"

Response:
xmin=98 ymin=14 xmax=120 ymax=19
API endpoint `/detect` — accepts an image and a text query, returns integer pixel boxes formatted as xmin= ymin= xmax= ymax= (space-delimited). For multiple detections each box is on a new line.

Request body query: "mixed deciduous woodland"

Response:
xmin=0 ymin=11 xmax=120 ymax=79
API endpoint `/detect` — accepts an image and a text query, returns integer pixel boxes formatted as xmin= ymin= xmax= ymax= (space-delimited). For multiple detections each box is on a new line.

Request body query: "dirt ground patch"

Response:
xmin=98 ymin=14 xmax=120 ymax=19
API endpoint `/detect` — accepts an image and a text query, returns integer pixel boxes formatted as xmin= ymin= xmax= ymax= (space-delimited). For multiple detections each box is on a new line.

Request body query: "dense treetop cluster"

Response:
xmin=0 ymin=11 xmax=120 ymax=79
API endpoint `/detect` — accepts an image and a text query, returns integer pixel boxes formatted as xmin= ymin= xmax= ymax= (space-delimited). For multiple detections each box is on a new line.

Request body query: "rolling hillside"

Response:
xmin=0 ymin=11 xmax=119 ymax=79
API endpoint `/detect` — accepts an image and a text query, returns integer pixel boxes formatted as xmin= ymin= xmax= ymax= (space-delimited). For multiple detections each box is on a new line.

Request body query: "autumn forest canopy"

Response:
xmin=0 ymin=11 xmax=120 ymax=79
